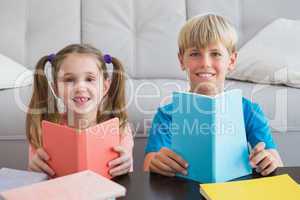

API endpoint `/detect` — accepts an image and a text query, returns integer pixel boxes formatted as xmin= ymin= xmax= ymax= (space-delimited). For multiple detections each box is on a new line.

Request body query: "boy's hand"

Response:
xmin=109 ymin=146 xmax=132 ymax=177
xmin=145 ymin=147 xmax=188 ymax=177
xmin=249 ymin=142 xmax=283 ymax=176
xmin=28 ymin=148 xmax=55 ymax=177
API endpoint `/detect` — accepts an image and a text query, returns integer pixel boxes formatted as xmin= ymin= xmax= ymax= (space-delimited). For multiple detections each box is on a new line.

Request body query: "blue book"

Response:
xmin=171 ymin=89 xmax=252 ymax=183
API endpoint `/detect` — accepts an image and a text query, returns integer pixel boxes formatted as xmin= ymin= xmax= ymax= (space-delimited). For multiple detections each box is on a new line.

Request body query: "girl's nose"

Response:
xmin=74 ymin=81 xmax=87 ymax=91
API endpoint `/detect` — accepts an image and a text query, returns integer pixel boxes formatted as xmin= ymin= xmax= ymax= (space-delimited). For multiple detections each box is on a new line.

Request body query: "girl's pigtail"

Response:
xmin=101 ymin=57 xmax=127 ymax=128
xmin=26 ymin=56 xmax=58 ymax=148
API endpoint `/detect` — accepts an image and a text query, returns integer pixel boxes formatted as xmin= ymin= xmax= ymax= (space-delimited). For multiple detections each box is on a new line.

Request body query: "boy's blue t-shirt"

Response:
xmin=145 ymin=97 xmax=277 ymax=153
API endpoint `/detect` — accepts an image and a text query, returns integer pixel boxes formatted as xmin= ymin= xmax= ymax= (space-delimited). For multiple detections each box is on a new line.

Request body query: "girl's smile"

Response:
xmin=56 ymin=53 xmax=109 ymax=115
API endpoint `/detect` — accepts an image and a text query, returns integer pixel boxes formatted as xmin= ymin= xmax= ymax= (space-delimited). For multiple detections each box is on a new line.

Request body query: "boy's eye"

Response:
xmin=190 ymin=52 xmax=200 ymax=57
xmin=211 ymin=52 xmax=222 ymax=57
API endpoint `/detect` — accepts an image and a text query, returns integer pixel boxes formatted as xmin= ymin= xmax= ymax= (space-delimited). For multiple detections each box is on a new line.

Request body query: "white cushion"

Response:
xmin=0 ymin=54 xmax=32 ymax=89
xmin=227 ymin=18 xmax=300 ymax=88
xmin=82 ymin=0 xmax=186 ymax=79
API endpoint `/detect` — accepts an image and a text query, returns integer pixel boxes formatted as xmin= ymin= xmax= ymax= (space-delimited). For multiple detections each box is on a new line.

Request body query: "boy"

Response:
xmin=143 ymin=14 xmax=283 ymax=177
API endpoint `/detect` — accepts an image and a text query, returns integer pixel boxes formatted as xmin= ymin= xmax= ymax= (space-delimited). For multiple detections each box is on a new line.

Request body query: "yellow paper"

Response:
xmin=200 ymin=174 xmax=300 ymax=200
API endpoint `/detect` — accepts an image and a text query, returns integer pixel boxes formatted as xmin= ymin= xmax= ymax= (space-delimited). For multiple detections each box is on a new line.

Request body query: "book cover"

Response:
xmin=199 ymin=174 xmax=300 ymax=200
xmin=42 ymin=117 xmax=120 ymax=178
xmin=171 ymin=89 xmax=252 ymax=183
xmin=0 ymin=168 xmax=48 ymax=192
xmin=0 ymin=170 xmax=126 ymax=200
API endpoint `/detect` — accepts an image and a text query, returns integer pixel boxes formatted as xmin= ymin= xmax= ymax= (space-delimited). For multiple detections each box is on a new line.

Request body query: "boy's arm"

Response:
xmin=268 ymin=149 xmax=283 ymax=166
xmin=249 ymin=142 xmax=283 ymax=176
xmin=244 ymin=100 xmax=283 ymax=175
xmin=143 ymin=105 xmax=188 ymax=176
xmin=144 ymin=152 xmax=156 ymax=171
xmin=244 ymin=100 xmax=278 ymax=150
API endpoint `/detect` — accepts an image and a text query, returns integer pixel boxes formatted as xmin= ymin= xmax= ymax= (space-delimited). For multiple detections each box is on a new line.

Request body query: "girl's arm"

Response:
xmin=119 ymin=123 xmax=134 ymax=172
xmin=28 ymin=145 xmax=55 ymax=176
xmin=28 ymin=145 xmax=36 ymax=163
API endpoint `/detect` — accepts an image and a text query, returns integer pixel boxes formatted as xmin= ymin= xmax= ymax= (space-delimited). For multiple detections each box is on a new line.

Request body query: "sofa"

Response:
xmin=0 ymin=0 xmax=299 ymax=170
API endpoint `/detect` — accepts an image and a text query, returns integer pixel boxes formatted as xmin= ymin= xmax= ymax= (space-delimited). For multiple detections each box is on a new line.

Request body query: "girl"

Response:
xmin=27 ymin=44 xmax=133 ymax=178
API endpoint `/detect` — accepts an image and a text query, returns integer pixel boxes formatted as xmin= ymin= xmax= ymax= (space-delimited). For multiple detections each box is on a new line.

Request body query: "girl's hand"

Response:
xmin=145 ymin=147 xmax=188 ymax=177
xmin=28 ymin=148 xmax=55 ymax=177
xmin=108 ymin=146 xmax=132 ymax=177
xmin=249 ymin=142 xmax=283 ymax=176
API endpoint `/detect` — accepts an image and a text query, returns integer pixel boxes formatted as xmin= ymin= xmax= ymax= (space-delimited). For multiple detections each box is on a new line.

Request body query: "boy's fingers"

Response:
xmin=151 ymin=157 xmax=174 ymax=173
xmin=37 ymin=148 xmax=49 ymax=161
xmin=149 ymin=163 xmax=175 ymax=177
xmin=252 ymin=142 xmax=265 ymax=155
xmin=160 ymin=148 xmax=188 ymax=169
xmin=157 ymin=153 xmax=187 ymax=175
xmin=261 ymin=163 xmax=276 ymax=176
xmin=258 ymin=155 xmax=273 ymax=171
xmin=250 ymin=150 xmax=268 ymax=167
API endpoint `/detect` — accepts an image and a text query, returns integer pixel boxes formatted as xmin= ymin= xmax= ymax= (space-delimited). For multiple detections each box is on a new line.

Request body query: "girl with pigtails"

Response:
xmin=26 ymin=44 xmax=133 ymax=178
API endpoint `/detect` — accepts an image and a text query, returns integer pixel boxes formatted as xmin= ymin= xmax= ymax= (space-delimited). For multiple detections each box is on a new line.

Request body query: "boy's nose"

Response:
xmin=201 ymin=54 xmax=212 ymax=68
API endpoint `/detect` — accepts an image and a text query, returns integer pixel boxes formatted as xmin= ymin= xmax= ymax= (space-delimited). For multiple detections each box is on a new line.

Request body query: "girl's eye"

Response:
xmin=86 ymin=77 xmax=96 ymax=82
xmin=64 ymin=78 xmax=74 ymax=82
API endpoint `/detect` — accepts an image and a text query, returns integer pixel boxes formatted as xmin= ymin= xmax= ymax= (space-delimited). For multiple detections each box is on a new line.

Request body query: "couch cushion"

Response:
xmin=226 ymin=80 xmax=300 ymax=133
xmin=26 ymin=0 xmax=81 ymax=69
xmin=0 ymin=0 xmax=26 ymax=64
xmin=0 ymin=85 xmax=31 ymax=140
xmin=82 ymin=0 xmax=186 ymax=79
xmin=0 ymin=54 xmax=32 ymax=89
xmin=126 ymin=78 xmax=188 ymax=136
xmin=227 ymin=18 xmax=300 ymax=89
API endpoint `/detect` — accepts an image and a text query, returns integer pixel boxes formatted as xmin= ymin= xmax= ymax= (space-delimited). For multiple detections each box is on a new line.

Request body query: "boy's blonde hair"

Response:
xmin=178 ymin=14 xmax=238 ymax=55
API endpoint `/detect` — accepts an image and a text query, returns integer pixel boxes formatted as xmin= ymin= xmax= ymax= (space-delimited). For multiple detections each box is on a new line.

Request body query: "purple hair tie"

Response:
xmin=47 ymin=53 xmax=56 ymax=63
xmin=103 ymin=54 xmax=112 ymax=64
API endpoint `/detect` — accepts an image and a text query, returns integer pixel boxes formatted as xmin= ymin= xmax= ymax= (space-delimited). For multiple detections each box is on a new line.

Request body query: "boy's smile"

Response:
xmin=178 ymin=42 xmax=237 ymax=96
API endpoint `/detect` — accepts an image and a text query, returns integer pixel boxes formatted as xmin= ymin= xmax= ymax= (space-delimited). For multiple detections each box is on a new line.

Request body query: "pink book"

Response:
xmin=0 ymin=170 xmax=126 ymax=200
xmin=42 ymin=118 xmax=120 ymax=179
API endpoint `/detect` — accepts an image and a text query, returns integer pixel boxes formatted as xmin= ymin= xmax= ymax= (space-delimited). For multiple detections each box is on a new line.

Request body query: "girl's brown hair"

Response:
xmin=26 ymin=44 xmax=127 ymax=149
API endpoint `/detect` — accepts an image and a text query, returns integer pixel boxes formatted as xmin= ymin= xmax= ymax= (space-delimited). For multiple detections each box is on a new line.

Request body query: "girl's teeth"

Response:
xmin=73 ymin=97 xmax=89 ymax=103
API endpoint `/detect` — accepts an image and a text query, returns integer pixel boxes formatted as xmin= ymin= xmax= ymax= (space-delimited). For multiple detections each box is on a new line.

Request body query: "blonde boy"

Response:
xmin=144 ymin=14 xmax=283 ymax=177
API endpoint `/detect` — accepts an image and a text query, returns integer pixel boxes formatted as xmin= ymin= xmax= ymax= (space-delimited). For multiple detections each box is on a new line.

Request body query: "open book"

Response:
xmin=200 ymin=174 xmax=300 ymax=200
xmin=1 ymin=170 xmax=126 ymax=200
xmin=171 ymin=89 xmax=252 ymax=183
xmin=42 ymin=117 xmax=120 ymax=178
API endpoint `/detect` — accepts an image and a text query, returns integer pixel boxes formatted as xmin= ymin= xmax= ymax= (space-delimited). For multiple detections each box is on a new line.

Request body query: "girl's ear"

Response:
xmin=103 ymin=79 xmax=111 ymax=96
xmin=52 ymin=82 xmax=59 ymax=96
xmin=178 ymin=52 xmax=185 ymax=71
xmin=228 ymin=52 xmax=238 ymax=72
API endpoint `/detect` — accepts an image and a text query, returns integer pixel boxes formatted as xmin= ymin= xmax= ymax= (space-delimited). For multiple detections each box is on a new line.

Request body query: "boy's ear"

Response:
xmin=178 ymin=52 xmax=185 ymax=71
xmin=228 ymin=52 xmax=238 ymax=72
